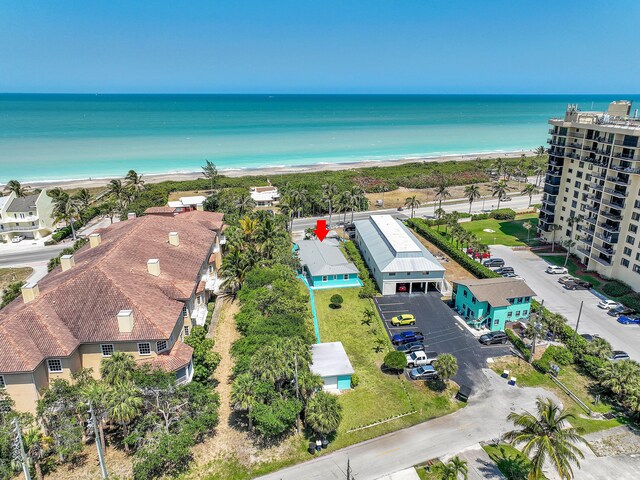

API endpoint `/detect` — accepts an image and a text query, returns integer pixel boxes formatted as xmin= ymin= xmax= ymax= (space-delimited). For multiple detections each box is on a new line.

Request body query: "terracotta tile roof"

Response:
xmin=138 ymin=341 xmax=194 ymax=372
xmin=144 ymin=206 xmax=177 ymax=215
xmin=0 ymin=211 xmax=224 ymax=374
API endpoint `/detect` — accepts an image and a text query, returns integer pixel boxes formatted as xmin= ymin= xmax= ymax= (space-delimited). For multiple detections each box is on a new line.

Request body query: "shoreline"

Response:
xmin=22 ymin=149 xmax=530 ymax=190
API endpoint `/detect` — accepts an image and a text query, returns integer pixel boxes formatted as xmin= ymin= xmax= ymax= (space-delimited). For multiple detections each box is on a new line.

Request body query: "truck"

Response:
xmin=405 ymin=350 xmax=438 ymax=368
xmin=391 ymin=330 xmax=425 ymax=345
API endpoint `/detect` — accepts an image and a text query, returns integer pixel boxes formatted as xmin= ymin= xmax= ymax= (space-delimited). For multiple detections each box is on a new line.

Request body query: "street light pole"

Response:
xmin=294 ymin=354 xmax=300 ymax=433
xmin=574 ymin=300 xmax=584 ymax=333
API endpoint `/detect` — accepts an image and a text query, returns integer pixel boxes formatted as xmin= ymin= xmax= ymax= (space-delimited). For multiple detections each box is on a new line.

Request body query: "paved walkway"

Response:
xmin=297 ymin=274 xmax=321 ymax=343
xmin=258 ymin=369 xmax=559 ymax=480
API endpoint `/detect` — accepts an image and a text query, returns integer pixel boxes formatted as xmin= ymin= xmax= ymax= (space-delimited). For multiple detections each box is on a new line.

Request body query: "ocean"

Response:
xmin=0 ymin=94 xmax=635 ymax=183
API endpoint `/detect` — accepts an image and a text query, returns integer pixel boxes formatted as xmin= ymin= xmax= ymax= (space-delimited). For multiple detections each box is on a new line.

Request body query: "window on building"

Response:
xmin=623 ymin=247 xmax=632 ymax=256
xmin=525 ymin=297 xmax=530 ymax=302
xmin=47 ymin=359 xmax=63 ymax=373
xmin=571 ymin=200 xmax=577 ymax=208
xmin=471 ymin=297 xmax=476 ymax=304
xmin=634 ymin=264 xmax=640 ymax=274
xmin=343 ymin=274 xmax=349 ymax=280
xmin=635 ymin=200 xmax=640 ymax=209
xmin=633 ymin=212 xmax=640 ymax=221
xmin=568 ymin=168 xmax=573 ymax=173
xmin=630 ymin=224 xmax=638 ymax=234
xmin=515 ymin=311 xmax=521 ymax=316
xmin=523 ymin=310 xmax=528 ymax=316
xmin=574 ymin=181 xmax=581 ymax=189
xmin=406 ymin=272 xmax=411 ymax=275
xmin=184 ymin=326 xmax=190 ymax=336
xmin=101 ymin=344 xmax=114 ymax=357
xmin=157 ymin=340 xmax=168 ymax=352
xmin=181 ymin=305 xmax=188 ymax=318
xmin=572 ymin=190 xmax=579 ymax=198
xmin=463 ymin=289 xmax=467 ymax=297
xmin=507 ymin=311 xmax=513 ymax=317
xmin=0 ymin=376 xmax=5 ymax=389
xmin=626 ymin=235 xmax=635 ymax=246
xmin=576 ymin=171 xmax=583 ymax=178
xmin=621 ymin=258 xmax=630 ymax=268
xmin=494 ymin=319 xmax=499 ymax=326
xmin=138 ymin=343 xmax=151 ymax=355
xmin=389 ymin=272 xmax=396 ymax=276
xmin=322 ymin=276 xmax=328 ymax=282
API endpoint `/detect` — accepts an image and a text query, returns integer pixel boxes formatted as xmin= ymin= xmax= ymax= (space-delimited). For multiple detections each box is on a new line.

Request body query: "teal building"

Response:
xmin=452 ymin=277 xmax=536 ymax=332
xmin=311 ymin=342 xmax=354 ymax=391
xmin=297 ymin=237 xmax=362 ymax=289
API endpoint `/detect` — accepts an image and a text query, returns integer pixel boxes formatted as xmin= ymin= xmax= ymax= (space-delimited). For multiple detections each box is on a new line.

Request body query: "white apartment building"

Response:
xmin=539 ymin=100 xmax=640 ymax=290
xmin=0 ymin=190 xmax=55 ymax=242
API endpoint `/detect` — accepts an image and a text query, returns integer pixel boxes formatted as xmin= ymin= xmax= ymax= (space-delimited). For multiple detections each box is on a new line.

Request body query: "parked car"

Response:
xmin=608 ymin=305 xmax=636 ymax=317
xmin=344 ymin=223 xmax=356 ymax=232
xmin=598 ymin=299 xmax=620 ymax=310
xmin=391 ymin=330 xmax=425 ymax=345
xmin=405 ymin=350 xmax=438 ymax=368
xmin=558 ymin=275 xmax=578 ymax=285
xmin=494 ymin=266 xmax=515 ymax=275
xmin=564 ymin=279 xmax=593 ymax=290
xmin=610 ymin=350 xmax=630 ymax=362
xmin=579 ymin=333 xmax=599 ymax=342
xmin=483 ymin=258 xmax=505 ymax=268
xmin=397 ymin=284 xmax=408 ymax=292
xmin=395 ymin=341 xmax=425 ymax=353
xmin=478 ymin=331 xmax=508 ymax=345
xmin=546 ymin=265 xmax=568 ymax=274
xmin=502 ymin=273 xmax=523 ymax=279
xmin=390 ymin=314 xmax=416 ymax=326
xmin=617 ymin=316 xmax=640 ymax=325
xmin=11 ymin=235 xmax=25 ymax=243
xmin=409 ymin=365 xmax=439 ymax=380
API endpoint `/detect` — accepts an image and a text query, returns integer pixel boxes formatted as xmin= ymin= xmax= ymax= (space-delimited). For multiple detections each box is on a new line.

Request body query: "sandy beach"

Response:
xmin=23 ymin=150 xmax=530 ymax=191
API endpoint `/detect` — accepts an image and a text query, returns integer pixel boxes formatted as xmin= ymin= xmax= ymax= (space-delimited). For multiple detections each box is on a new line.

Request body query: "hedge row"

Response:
xmin=407 ymin=218 xmax=500 ymax=280
xmin=489 ymin=208 xmax=516 ymax=220
xmin=602 ymin=280 xmax=632 ymax=298
xmin=343 ymin=241 xmax=378 ymax=298
xmin=506 ymin=328 xmax=531 ymax=361
xmin=532 ymin=345 xmax=574 ymax=373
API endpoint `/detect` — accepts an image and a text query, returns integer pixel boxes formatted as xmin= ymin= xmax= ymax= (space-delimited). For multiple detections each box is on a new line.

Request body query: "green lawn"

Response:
xmin=491 ymin=358 xmax=625 ymax=435
xmin=541 ymin=254 xmax=605 ymax=291
xmin=460 ymin=214 xmax=539 ymax=246
xmin=482 ymin=443 xmax=535 ymax=480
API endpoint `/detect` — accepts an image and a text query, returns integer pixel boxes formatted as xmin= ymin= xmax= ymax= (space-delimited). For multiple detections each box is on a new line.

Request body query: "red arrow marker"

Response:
xmin=314 ymin=220 xmax=330 ymax=241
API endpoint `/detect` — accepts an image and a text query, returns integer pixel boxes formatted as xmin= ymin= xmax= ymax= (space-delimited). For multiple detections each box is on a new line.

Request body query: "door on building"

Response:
xmin=396 ymin=283 xmax=409 ymax=293
xmin=411 ymin=282 xmax=426 ymax=293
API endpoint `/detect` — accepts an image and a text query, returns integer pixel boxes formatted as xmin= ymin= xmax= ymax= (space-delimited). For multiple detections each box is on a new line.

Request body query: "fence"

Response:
xmin=548 ymin=374 xmax=594 ymax=416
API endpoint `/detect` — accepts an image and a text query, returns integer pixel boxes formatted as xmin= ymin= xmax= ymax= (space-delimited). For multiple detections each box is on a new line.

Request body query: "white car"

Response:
xmin=598 ymin=299 xmax=620 ymax=310
xmin=546 ymin=265 xmax=568 ymax=274
xmin=11 ymin=235 xmax=25 ymax=243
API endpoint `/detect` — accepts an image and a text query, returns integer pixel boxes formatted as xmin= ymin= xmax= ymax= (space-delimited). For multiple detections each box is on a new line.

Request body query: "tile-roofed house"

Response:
xmin=144 ymin=205 xmax=179 ymax=216
xmin=0 ymin=210 xmax=224 ymax=413
xmin=452 ymin=277 xmax=536 ymax=332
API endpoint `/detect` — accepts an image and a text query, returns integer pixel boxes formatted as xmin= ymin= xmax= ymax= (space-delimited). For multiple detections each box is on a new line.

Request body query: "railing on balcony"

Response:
xmin=568 ymin=142 xmax=583 ymax=149
xmin=580 ymin=236 xmax=594 ymax=245
xmin=577 ymin=246 xmax=591 ymax=256
xmin=610 ymin=165 xmax=640 ymax=174
xmin=603 ymin=187 xmax=627 ymax=198
xmin=1 ymin=215 xmax=39 ymax=224
xmin=584 ymin=216 xmax=598 ymax=226
xmin=585 ymin=205 xmax=599 ymax=214
xmin=591 ymin=243 xmax=615 ymax=255
xmin=606 ymin=176 xmax=630 ymax=186
xmin=595 ymin=232 xmax=616 ymax=243
xmin=590 ymin=183 xmax=604 ymax=191
xmin=599 ymin=223 xmax=620 ymax=233
xmin=568 ymin=131 xmax=585 ymax=138
xmin=597 ymin=137 xmax=614 ymax=144
xmin=540 ymin=204 xmax=556 ymax=215
xmin=0 ymin=225 xmax=42 ymax=233
xmin=590 ymin=255 xmax=613 ymax=267
xmin=614 ymin=153 xmax=639 ymax=161
xmin=547 ymin=169 xmax=563 ymax=177
xmin=601 ymin=199 xmax=625 ymax=210
xmin=600 ymin=210 xmax=622 ymax=221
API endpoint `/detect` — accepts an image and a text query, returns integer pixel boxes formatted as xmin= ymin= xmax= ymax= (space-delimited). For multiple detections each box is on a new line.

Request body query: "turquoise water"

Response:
xmin=0 ymin=94 xmax=635 ymax=183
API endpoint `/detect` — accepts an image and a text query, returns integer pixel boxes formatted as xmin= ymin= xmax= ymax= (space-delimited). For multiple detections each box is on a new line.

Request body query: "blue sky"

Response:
xmin=1 ymin=0 xmax=639 ymax=93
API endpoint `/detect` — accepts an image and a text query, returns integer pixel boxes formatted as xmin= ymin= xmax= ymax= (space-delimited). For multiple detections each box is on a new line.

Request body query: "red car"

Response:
xmin=397 ymin=284 xmax=408 ymax=292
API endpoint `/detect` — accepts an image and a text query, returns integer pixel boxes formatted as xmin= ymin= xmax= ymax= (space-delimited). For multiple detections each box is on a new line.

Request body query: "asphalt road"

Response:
xmin=490 ymin=245 xmax=640 ymax=361
xmin=0 ymin=244 xmax=66 ymax=267
xmin=375 ymin=293 xmax=511 ymax=391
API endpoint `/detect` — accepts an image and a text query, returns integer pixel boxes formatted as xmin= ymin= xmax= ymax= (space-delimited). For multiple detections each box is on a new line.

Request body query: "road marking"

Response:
xmin=376 ymin=302 xmax=404 ymax=306
xmin=376 ymin=447 xmax=402 ymax=457
xmin=456 ymin=324 xmax=463 ymax=331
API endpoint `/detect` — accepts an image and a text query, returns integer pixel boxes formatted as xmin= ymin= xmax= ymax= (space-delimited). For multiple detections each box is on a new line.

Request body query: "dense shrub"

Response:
xmin=532 ymin=358 xmax=550 ymax=373
xmin=383 ymin=351 xmax=408 ymax=371
xmin=350 ymin=374 xmax=360 ymax=388
xmin=489 ymin=208 xmax=516 ymax=220
xmin=620 ymin=292 xmax=640 ymax=311
xmin=343 ymin=241 xmax=378 ymax=297
xmin=0 ymin=282 xmax=23 ymax=310
xmin=330 ymin=294 xmax=344 ymax=308
xmin=470 ymin=213 xmax=490 ymax=221
xmin=407 ymin=219 xmax=500 ymax=280
xmin=47 ymin=238 xmax=89 ymax=272
xmin=184 ymin=326 xmax=221 ymax=383
xmin=505 ymin=328 xmax=531 ymax=361
xmin=580 ymin=355 xmax=607 ymax=376
xmin=603 ymin=281 xmax=632 ymax=298
xmin=543 ymin=345 xmax=574 ymax=366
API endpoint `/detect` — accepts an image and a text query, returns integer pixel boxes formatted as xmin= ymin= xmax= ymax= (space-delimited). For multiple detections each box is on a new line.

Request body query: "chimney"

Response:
xmin=60 ymin=254 xmax=75 ymax=271
xmin=21 ymin=282 xmax=40 ymax=304
xmin=89 ymin=233 xmax=101 ymax=248
xmin=147 ymin=258 xmax=160 ymax=276
xmin=196 ymin=203 xmax=204 ymax=212
xmin=168 ymin=231 xmax=179 ymax=246
xmin=127 ymin=212 xmax=137 ymax=220
xmin=117 ymin=309 xmax=134 ymax=333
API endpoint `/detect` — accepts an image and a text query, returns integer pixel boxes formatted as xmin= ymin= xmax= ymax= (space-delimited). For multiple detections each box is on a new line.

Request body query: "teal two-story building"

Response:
xmin=452 ymin=277 xmax=536 ymax=332
xmin=297 ymin=237 xmax=362 ymax=289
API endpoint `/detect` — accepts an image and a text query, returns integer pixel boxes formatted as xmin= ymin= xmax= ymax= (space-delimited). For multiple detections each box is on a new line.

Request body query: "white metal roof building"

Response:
xmin=310 ymin=342 xmax=354 ymax=391
xmin=354 ymin=215 xmax=445 ymax=295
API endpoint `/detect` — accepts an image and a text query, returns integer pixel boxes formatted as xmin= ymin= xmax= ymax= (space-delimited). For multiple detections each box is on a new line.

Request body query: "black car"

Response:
xmin=611 ymin=350 xmax=630 ymax=362
xmin=395 ymin=341 xmax=425 ymax=353
xmin=564 ymin=279 xmax=593 ymax=290
xmin=579 ymin=333 xmax=600 ymax=342
xmin=608 ymin=305 xmax=636 ymax=317
xmin=483 ymin=258 xmax=505 ymax=268
xmin=479 ymin=331 xmax=508 ymax=345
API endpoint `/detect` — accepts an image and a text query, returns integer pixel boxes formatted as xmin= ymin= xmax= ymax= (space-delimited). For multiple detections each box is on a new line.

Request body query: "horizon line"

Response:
xmin=1 ymin=92 xmax=639 ymax=96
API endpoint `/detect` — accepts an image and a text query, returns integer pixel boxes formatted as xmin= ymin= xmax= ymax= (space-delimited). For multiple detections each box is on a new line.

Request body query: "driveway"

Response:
xmin=374 ymin=293 xmax=511 ymax=390
xmin=490 ymin=245 xmax=640 ymax=361
xmin=258 ymin=370 xmax=560 ymax=480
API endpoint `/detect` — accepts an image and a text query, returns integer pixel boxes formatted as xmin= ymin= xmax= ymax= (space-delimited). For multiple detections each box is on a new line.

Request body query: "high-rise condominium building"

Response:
xmin=539 ymin=100 xmax=640 ymax=290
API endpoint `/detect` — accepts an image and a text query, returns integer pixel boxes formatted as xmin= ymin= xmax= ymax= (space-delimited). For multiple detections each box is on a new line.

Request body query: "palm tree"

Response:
xmin=278 ymin=196 xmax=296 ymax=232
xmin=433 ymin=353 xmax=458 ymax=383
xmin=305 ymin=391 xmax=342 ymax=435
xmin=362 ymin=307 xmax=376 ymax=326
xmin=289 ymin=187 xmax=308 ymax=218
xmin=336 ymin=190 xmax=353 ymax=224
xmin=81 ymin=382 xmax=109 ymax=453
xmin=404 ymin=195 xmax=421 ymax=218
xmin=220 ymin=250 xmax=252 ymax=294
xmin=587 ymin=337 xmax=612 ymax=360
xmin=124 ymin=169 xmax=145 ymax=195
xmin=233 ymin=193 xmax=256 ymax=216
xmin=23 ymin=428 xmax=52 ymax=480
xmin=107 ymin=179 xmax=129 ymax=214
xmin=535 ymin=146 xmax=546 ymax=158
xmin=100 ymin=351 xmax=136 ymax=386
xmin=549 ymin=224 xmax=562 ymax=252
xmin=231 ymin=373 xmax=256 ymax=430
xmin=201 ymin=160 xmax=218 ymax=192
xmin=514 ymin=166 xmax=525 ymax=189
xmin=4 ymin=179 xmax=27 ymax=197
xmin=48 ymin=187 xmax=80 ymax=240
xmin=463 ymin=184 xmax=481 ymax=213
xmin=562 ymin=239 xmax=576 ymax=267
xmin=599 ymin=360 xmax=640 ymax=397
xmin=533 ymin=160 xmax=546 ymax=187
xmin=348 ymin=185 xmax=365 ymax=223
xmin=238 ymin=216 xmax=259 ymax=238
xmin=504 ymin=397 xmax=586 ymax=480
xmin=521 ymin=183 xmax=538 ymax=207
xmin=432 ymin=456 xmax=468 ymax=480
xmin=491 ymin=180 xmax=511 ymax=210
xmin=322 ymin=182 xmax=338 ymax=227
xmin=493 ymin=157 xmax=506 ymax=179
xmin=435 ymin=184 xmax=451 ymax=212
xmin=107 ymin=382 xmax=143 ymax=452
xmin=72 ymin=188 xmax=92 ymax=215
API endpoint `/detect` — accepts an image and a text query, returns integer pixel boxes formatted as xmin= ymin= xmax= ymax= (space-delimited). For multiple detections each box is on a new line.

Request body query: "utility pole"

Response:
xmin=12 ymin=418 xmax=31 ymax=480
xmin=294 ymin=354 xmax=300 ymax=433
xmin=575 ymin=300 xmax=584 ymax=333
xmin=88 ymin=401 xmax=108 ymax=479
xmin=531 ymin=299 xmax=544 ymax=357
xmin=346 ymin=458 xmax=356 ymax=480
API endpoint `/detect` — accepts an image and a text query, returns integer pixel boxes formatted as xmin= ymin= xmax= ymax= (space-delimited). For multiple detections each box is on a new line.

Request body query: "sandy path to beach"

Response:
xmin=24 ymin=150 xmax=530 ymax=191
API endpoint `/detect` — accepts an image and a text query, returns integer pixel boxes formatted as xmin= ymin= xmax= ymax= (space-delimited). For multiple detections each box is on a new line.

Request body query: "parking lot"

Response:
xmin=491 ymin=245 xmax=640 ymax=361
xmin=374 ymin=293 xmax=511 ymax=391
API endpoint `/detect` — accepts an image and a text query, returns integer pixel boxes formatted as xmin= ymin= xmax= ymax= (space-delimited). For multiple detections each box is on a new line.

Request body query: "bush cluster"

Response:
xmin=505 ymin=328 xmax=531 ymax=361
xmin=343 ymin=241 xmax=378 ymax=298
xmin=489 ymin=208 xmax=516 ymax=220
xmin=407 ymin=219 xmax=500 ymax=280
xmin=532 ymin=345 xmax=573 ymax=373
xmin=602 ymin=281 xmax=632 ymax=298
xmin=51 ymin=205 xmax=104 ymax=242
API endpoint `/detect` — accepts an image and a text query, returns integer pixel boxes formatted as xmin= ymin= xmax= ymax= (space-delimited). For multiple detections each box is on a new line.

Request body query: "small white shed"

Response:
xmin=310 ymin=342 xmax=355 ymax=391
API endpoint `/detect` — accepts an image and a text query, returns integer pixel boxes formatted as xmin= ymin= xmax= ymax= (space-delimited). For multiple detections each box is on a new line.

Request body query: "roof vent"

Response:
xmin=147 ymin=258 xmax=160 ymax=276
xmin=127 ymin=212 xmax=137 ymax=220
xmin=168 ymin=231 xmax=179 ymax=246
xmin=60 ymin=254 xmax=75 ymax=271
xmin=89 ymin=233 xmax=102 ymax=248
xmin=21 ymin=282 xmax=40 ymax=304
xmin=117 ymin=309 xmax=134 ymax=333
